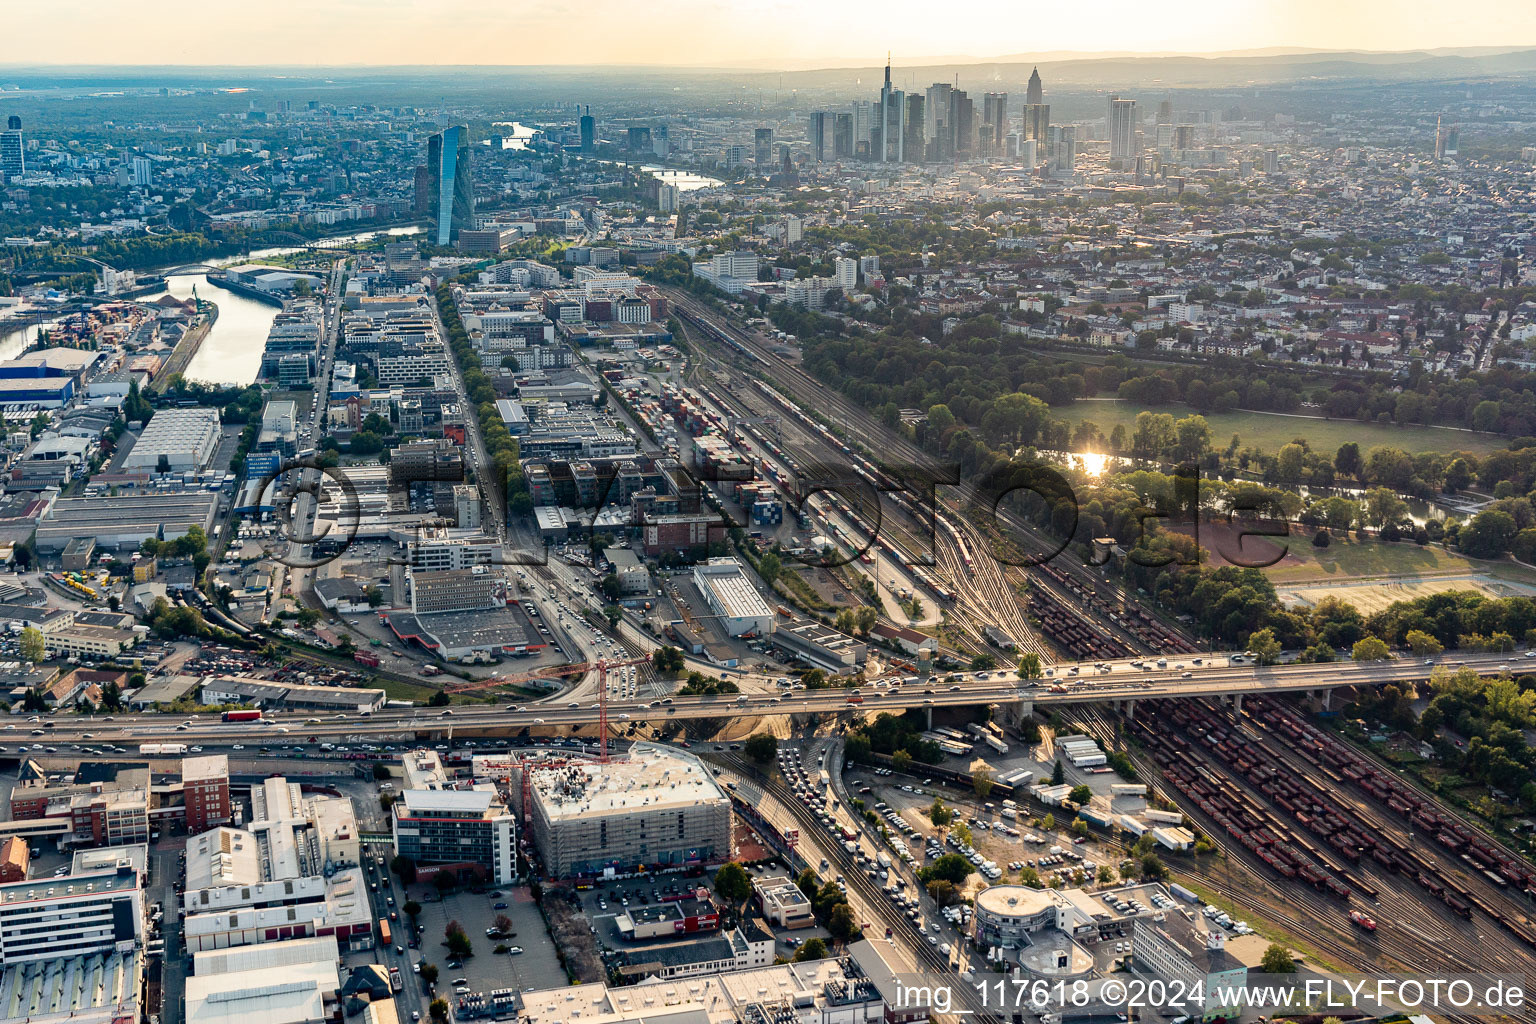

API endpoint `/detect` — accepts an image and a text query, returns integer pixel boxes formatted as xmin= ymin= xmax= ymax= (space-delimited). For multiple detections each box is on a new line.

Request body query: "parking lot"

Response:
xmin=405 ymin=883 xmax=561 ymax=998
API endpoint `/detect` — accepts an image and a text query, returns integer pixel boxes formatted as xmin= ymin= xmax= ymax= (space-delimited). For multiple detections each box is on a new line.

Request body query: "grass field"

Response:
xmin=1059 ymin=400 xmax=1509 ymax=456
xmin=1276 ymin=572 xmax=1536 ymax=614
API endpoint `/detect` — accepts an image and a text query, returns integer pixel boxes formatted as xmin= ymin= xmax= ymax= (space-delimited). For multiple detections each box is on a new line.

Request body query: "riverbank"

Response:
xmin=152 ymin=304 xmax=219 ymax=392
xmin=204 ymin=270 xmax=285 ymax=308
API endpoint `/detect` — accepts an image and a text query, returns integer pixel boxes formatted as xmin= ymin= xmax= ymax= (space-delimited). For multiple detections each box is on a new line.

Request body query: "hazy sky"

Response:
xmin=10 ymin=0 xmax=1536 ymax=67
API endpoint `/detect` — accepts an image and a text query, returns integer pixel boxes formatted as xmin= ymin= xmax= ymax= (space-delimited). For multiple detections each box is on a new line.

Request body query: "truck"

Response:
xmin=139 ymin=743 xmax=188 ymax=756
xmin=389 ymin=968 xmax=403 ymax=993
xmin=353 ymin=651 xmax=381 ymax=668
xmin=419 ymin=664 xmax=442 ymax=677
xmin=845 ymin=693 xmax=864 ymax=704
xmin=378 ymin=918 xmax=392 ymax=947
xmin=877 ymin=852 xmax=893 ymax=869
xmin=221 ymin=709 xmax=262 ymax=723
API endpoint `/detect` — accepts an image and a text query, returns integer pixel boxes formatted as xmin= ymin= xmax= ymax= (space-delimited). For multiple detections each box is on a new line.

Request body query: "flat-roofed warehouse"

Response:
xmin=692 ymin=557 xmax=775 ymax=637
xmin=525 ymin=743 xmax=731 ymax=878
xmin=121 ymin=407 xmax=223 ymax=473
xmin=34 ymin=491 xmax=218 ymax=552
xmin=770 ymin=615 xmax=866 ymax=674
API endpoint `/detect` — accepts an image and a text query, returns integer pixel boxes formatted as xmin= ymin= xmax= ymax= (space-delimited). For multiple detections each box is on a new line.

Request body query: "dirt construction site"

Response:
xmin=1276 ymin=572 xmax=1536 ymax=615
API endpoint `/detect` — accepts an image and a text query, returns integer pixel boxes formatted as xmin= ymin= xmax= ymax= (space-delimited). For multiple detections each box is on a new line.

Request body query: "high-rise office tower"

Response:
xmin=808 ymin=112 xmax=828 ymax=163
xmin=1024 ymin=103 xmax=1051 ymax=145
xmin=1025 ymin=67 xmax=1043 ymax=106
xmin=413 ymin=165 xmax=432 ymax=216
xmin=1050 ymin=124 xmax=1077 ymax=172
xmin=983 ymin=92 xmax=1008 ymax=150
xmin=131 ymin=156 xmax=153 ymax=186
xmin=0 ymin=115 xmax=22 ymax=183
xmin=833 ymin=112 xmax=854 ymax=158
xmin=426 ymin=125 xmax=473 ymax=247
xmin=627 ymin=126 xmax=652 ymax=153
xmin=1108 ymin=96 xmax=1138 ymax=164
xmin=850 ymin=101 xmax=873 ymax=158
xmin=755 ymin=127 xmax=775 ymax=167
xmin=1444 ymin=125 xmax=1459 ymax=157
xmin=925 ymin=82 xmax=952 ymax=159
xmin=875 ymin=56 xmax=903 ymax=162
xmin=579 ymin=109 xmax=595 ymax=153
xmin=1157 ymin=97 xmax=1174 ymax=125
xmin=949 ymin=89 xmax=974 ymax=158
xmin=904 ymin=94 xmax=925 ymax=163
xmin=652 ymin=124 xmax=670 ymax=157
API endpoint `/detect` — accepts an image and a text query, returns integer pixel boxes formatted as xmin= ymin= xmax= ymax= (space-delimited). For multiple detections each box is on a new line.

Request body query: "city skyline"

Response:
xmin=6 ymin=0 xmax=1536 ymax=67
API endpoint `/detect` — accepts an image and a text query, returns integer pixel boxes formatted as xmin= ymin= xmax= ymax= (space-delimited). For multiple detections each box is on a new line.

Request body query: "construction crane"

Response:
xmin=443 ymin=655 xmax=652 ymax=763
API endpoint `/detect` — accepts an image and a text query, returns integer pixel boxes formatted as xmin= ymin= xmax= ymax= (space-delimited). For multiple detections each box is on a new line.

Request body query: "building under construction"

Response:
xmin=524 ymin=743 xmax=731 ymax=878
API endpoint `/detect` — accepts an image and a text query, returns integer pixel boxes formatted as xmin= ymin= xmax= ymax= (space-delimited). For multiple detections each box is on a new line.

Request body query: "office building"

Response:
xmin=833 ymin=112 xmax=854 ymax=158
xmin=875 ymin=57 xmax=903 ymax=162
xmin=904 ymin=93 xmax=926 ymax=163
xmin=949 ymin=89 xmax=974 ymax=158
xmin=525 ymin=743 xmax=731 ymax=878
xmin=131 ymin=157 xmax=152 ymax=186
xmin=392 ymin=785 xmax=517 ymax=884
xmin=1157 ymin=97 xmax=1175 ymax=124
xmin=754 ymin=128 xmax=774 ymax=167
xmin=693 ymin=557 xmax=775 ymax=636
xmin=1050 ymin=124 xmax=1077 ymax=172
xmin=427 ymin=125 xmax=474 ymax=246
xmin=579 ymin=109 xmax=595 ymax=152
xmin=0 ymin=116 xmax=22 ymax=183
xmin=182 ymin=754 xmax=232 ymax=834
xmin=983 ymin=92 xmax=1008 ymax=151
xmin=1108 ymin=96 xmax=1138 ymax=164
xmin=1131 ymin=911 xmax=1245 ymax=1020
xmin=807 ymin=111 xmax=827 ymax=162
xmin=850 ymin=101 xmax=873 ymax=158
xmin=409 ymin=566 xmax=504 ymax=614
xmin=0 ymin=861 xmax=145 ymax=966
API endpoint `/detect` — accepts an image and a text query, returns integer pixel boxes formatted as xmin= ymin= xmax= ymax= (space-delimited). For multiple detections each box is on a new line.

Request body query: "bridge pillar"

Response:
xmin=1319 ymin=688 xmax=1332 ymax=711
xmin=1018 ymin=700 xmax=1033 ymax=719
xmin=1231 ymin=693 xmax=1244 ymax=714
xmin=925 ymin=706 xmax=933 ymax=730
xmin=1125 ymin=699 xmax=1137 ymax=720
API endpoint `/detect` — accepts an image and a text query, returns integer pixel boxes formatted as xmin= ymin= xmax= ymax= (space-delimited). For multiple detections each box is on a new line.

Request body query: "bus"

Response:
xmin=378 ymin=918 xmax=392 ymax=947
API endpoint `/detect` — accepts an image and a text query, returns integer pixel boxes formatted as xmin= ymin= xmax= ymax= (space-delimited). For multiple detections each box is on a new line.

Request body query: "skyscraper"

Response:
xmin=808 ymin=112 xmax=828 ymax=163
xmin=426 ymin=125 xmax=473 ymax=247
xmin=925 ymin=82 xmax=952 ymax=159
xmin=949 ymin=89 xmax=974 ymax=159
xmin=1108 ymin=96 xmax=1138 ymax=164
xmin=579 ymin=109 xmax=595 ymax=153
xmin=755 ymin=128 xmax=775 ymax=167
xmin=850 ymin=101 xmax=874 ymax=159
xmin=1024 ymin=103 xmax=1051 ymax=145
xmin=833 ymin=112 xmax=854 ymax=159
xmin=904 ymin=94 xmax=926 ymax=163
xmin=1157 ymin=97 xmax=1175 ymax=125
xmin=1025 ymin=67 xmax=1043 ymax=106
xmin=983 ymin=92 xmax=1008 ymax=153
xmin=875 ymin=56 xmax=904 ymax=162
xmin=0 ymin=116 xmax=22 ymax=183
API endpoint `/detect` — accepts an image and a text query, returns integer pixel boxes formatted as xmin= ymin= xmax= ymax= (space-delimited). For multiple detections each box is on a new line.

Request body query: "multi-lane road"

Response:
xmin=3 ymin=651 xmax=1524 ymax=748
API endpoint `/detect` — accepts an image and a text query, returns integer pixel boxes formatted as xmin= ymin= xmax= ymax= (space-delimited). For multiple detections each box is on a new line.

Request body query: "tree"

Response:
xmin=1096 ymin=864 xmax=1117 ymax=885
xmin=758 ymin=551 xmax=781 ymax=585
xmin=600 ymin=574 xmax=622 ymax=602
xmin=427 ymin=690 xmax=451 ymax=707
xmin=404 ymin=900 xmax=422 ymax=921
xmin=604 ymin=604 xmax=623 ymax=629
xmin=928 ymin=799 xmax=954 ymax=826
xmin=1352 ymin=636 xmax=1391 ymax=662
xmin=1459 ymin=509 xmax=1518 ymax=559
xmin=918 ymin=853 xmax=974 ymax=885
xmin=827 ymin=902 xmax=857 ymax=940
xmin=927 ymin=879 xmax=958 ymax=907
xmin=713 ymin=862 xmax=753 ymax=909
xmin=419 ymin=963 xmax=439 ymax=985
xmin=494 ymin=913 xmax=513 ymax=935
xmin=1016 ymin=652 xmax=1041 ymax=679
xmin=1139 ymin=853 xmax=1169 ymax=881
xmin=430 ymin=999 xmax=450 ymax=1024
xmin=793 ymin=938 xmax=829 ymax=962
xmin=1050 ymin=760 xmax=1065 ymax=785
xmin=1247 ymin=627 xmax=1282 ymax=666
xmin=973 ymin=767 xmax=995 ymax=799
xmin=1069 ymin=784 xmax=1092 ymax=805
xmin=1260 ymin=943 xmax=1298 ymax=973
xmin=391 ymin=855 xmax=417 ymax=884
xmin=1405 ymin=629 xmax=1444 ymax=656
xmin=18 ymin=627 xmax=44 ymax=664
xmin=373 ymin=762 xmax=392 ymax=780
xmin=652 ymin=646 xmax=686 ymax=673
xmin=446 ymin=929 xmax=472 ymax=958
xmin=744 ymin=733 xmax=778 ymax=763
xmin=434 ymin=871 xmax=457 ymax=894
xmin=890 ymin=749 xmax=912 ymax=773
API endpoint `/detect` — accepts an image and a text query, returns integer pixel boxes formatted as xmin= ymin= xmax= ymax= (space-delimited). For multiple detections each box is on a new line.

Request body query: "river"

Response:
xmin=0 ymin=225 xmax=425 ymax=385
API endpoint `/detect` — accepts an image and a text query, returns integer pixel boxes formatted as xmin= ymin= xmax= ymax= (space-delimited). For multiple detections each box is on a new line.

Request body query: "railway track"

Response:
xmin=711 ymin=751 xmax=1006 ymax=1024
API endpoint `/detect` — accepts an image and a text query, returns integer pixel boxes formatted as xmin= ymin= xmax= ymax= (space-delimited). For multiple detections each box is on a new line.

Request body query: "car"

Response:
xmin=493 ymin=902 xmax=509 ymax=909
xmin=507 ymin=945 xmax=524 ymax=954
xmin=395 ymin=945 xmax=404 ymax=954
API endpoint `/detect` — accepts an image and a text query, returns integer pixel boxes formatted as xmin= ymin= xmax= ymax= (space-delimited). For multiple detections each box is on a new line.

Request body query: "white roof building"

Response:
xmin=185 ymin=935 xmax=339 ymax=1024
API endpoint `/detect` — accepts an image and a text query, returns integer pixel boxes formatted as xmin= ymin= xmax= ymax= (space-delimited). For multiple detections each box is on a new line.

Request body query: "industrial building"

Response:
xmin=769 ymin=616 xmax=865 ymax=674
xmin=184 ymin=936 xmax=341 ymax=1024
xmin=199 ymin=676 xmax=387 ymax=712
xmin=525 ymin=743 xmax=731 ymax=878
xmin=121 ymin=407 xmax=222 ymax=474
xmin=752 ymin=874 xmax=815 ymax=928
xmin=1130 ymin=906 xmax=1246 ymax=1021
xmin=692 ymin=558 xmax=775 ymax=637
xmin=34 ymin=491 xmax=219 ymax=553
